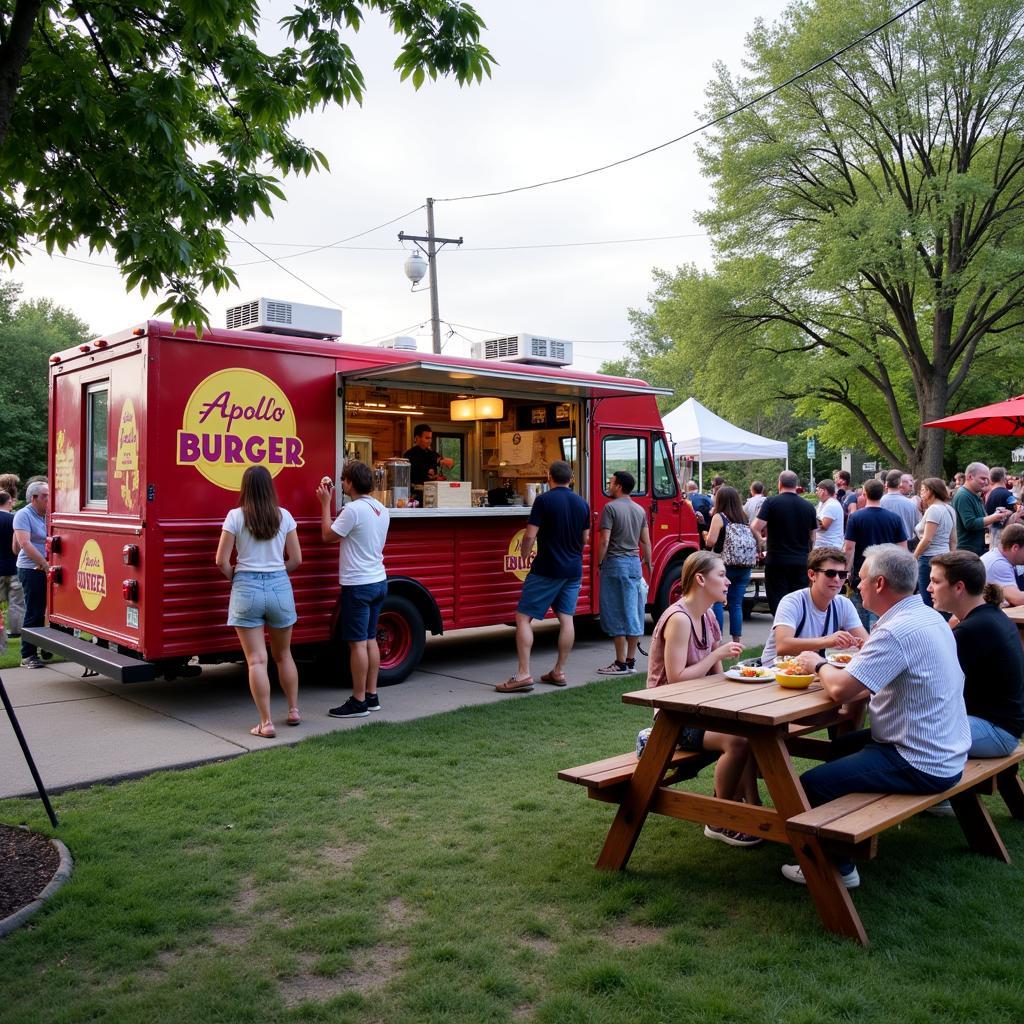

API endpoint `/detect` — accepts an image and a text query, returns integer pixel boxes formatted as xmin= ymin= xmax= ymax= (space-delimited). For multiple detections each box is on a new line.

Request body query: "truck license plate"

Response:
xmin=126 ymin=607 xmax=139 ymax=629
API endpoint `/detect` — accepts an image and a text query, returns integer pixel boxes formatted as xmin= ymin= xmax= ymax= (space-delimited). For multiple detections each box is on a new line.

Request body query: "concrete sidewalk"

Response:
xmin=0 ymin=613 xmax=775 ymax=800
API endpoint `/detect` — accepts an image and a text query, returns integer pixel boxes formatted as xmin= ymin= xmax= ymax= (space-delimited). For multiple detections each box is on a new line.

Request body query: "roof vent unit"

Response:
xmin=225 ymin=298 xmax=342 ymax=339
xmin=471 ymin=333 xmax=573 ymax=367
xmin=378 ymin=336 xmax=418 ymax=351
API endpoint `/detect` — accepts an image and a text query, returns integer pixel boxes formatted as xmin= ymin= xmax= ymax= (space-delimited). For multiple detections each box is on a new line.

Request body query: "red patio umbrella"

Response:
xmin=923 ymin=395 xmax=1024 ymax=436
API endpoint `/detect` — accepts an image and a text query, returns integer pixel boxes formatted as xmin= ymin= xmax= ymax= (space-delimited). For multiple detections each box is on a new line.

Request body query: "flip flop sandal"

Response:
xmin=495 ymin=676 xmax=534 ymax=693
xmin=251 ymin=723 xmax=276 ymax=739
xmin=286 ymin=707 xmax=301 ymax=726
xmin=540 ymin=672 xmax=567 ymax=686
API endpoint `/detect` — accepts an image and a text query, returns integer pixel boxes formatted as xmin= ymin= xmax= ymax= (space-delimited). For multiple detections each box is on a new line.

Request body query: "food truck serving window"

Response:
xmin=86 ymin=382 xmax=109 ymax=506
xmin=603 ymin=436 xmax=648 ymax=496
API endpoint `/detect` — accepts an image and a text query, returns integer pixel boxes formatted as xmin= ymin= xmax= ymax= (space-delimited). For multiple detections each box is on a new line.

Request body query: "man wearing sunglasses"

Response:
xmin=760 ymin=547 xmax=867 ymax=665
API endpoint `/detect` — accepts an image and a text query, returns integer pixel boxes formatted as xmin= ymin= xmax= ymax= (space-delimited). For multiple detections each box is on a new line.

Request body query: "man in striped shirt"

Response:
xmin=781 ymin=544 xmax=969 ymax=889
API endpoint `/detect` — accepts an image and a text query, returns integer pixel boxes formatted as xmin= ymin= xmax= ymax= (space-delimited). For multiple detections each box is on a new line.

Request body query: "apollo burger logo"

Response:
xmin=176 ymin=368 xmax=305 ymax=490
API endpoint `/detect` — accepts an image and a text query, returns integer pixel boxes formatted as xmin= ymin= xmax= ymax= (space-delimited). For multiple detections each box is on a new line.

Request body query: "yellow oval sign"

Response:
xmin=76 ymin=539 xmax=107 ymax=611
xmin=503 ymin=528 xmax=535 ymax=582
xmin=175 ymin=368 xmax=304 ymax=491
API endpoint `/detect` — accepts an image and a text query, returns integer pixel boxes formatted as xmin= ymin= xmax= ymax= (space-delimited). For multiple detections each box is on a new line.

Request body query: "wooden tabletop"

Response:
xmin=1003 ymin=605 xmax=1024 ymax=628
xmin=622 ymin=674 xmax=839 ymax=726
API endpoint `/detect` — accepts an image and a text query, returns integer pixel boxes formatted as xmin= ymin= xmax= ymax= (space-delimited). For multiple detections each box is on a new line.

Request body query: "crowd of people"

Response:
xmin=638 ymin=460 xmax=1024 ymax=884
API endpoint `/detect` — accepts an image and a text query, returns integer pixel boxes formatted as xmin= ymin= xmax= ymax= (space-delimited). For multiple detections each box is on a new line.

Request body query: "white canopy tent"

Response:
xmin=660 ymin=397 xmax=789 ymax=491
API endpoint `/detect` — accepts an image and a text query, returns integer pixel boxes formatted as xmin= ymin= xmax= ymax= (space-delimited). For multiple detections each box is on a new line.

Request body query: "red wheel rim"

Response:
xmin=377 ymin=611 xmax=412 ymax=669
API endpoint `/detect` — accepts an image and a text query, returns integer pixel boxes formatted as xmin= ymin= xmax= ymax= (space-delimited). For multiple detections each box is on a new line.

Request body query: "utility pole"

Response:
xmin=399 ymin=198 xmax=463 ymax=354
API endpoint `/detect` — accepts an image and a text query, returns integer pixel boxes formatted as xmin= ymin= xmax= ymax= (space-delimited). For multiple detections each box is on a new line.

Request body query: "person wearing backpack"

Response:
xmin=704 ymin=486 xmax=758 ymax=644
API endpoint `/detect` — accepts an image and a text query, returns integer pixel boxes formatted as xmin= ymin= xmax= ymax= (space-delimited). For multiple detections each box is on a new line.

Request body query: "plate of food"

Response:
xmin=825 ymin=650 xmax=857 ymax=667
xmin=724 ymin=665 xmax=774 ymax=682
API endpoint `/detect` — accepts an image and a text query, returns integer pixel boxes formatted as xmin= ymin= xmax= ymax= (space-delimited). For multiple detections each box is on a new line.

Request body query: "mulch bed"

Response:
xmin=0 ymin=824 xmax=59 ymax=919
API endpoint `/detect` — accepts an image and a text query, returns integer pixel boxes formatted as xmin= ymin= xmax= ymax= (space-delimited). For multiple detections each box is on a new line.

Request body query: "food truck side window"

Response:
xmin=602 ymin=436 xmax=647 ymax=496
xmin=86 ymin=382 xmax=109 ymax=506
xmin=652 ymin=435 xmax=677 ymax=498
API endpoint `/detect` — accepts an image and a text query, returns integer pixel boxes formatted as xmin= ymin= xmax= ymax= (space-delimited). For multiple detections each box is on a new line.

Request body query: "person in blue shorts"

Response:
xmin=496 ymin=460 xmax=590 ymax=693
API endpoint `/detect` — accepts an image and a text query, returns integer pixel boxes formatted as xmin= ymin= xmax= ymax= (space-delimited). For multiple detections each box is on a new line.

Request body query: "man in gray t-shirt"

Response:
xmin=596 ymin=471 xmax=652 ymax=675
xmin=880 ymin=470 xmax=919 ymax=548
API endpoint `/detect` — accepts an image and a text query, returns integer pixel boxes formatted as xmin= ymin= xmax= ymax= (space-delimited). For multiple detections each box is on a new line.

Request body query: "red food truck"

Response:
xmin=25 ymin=317 xmax=699 ymax=684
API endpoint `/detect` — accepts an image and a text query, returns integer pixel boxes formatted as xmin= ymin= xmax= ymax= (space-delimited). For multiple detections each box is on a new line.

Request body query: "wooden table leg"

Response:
xmin=595 ymin=714 xmax=683 ymax=871
xmin=996 ymin=767 xmax=1024 ymax=820
xmin=752 ymin=730 xmax=869 ymax=946
xmin=950 ymin=790 xmax=1012 ymax=862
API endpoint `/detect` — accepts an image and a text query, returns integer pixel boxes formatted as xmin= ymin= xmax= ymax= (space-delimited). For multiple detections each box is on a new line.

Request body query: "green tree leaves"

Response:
xmin=0 ymin=0 xmax=494 ymax=327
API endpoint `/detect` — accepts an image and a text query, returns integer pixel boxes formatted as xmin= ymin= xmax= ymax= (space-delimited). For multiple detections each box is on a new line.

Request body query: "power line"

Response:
xmin=228 ymin=231 xmax=708 ymax=263
xmin=435 ymin=0 xmax=930 ymax=204
xmin=224 ymin=225 xmax=345 ymax=309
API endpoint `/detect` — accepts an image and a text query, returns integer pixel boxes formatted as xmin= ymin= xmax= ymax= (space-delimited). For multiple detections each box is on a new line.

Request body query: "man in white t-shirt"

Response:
xmin=760 ymin=547 xmax=867 ymax=665
xmin=317 ymin=460 xmax=391 ymax=718
xmin=743 ymin=481 xmax=766 ymax=523
xmin=981 ymin=524 xmax=1024 ymax=608
xmin=813 ymin=479 xmax=845 ymax=549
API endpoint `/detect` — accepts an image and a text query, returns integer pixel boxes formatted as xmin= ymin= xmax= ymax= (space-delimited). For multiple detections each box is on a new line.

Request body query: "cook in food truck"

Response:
xmin=24 ymin=308 xmax=700 ymax=686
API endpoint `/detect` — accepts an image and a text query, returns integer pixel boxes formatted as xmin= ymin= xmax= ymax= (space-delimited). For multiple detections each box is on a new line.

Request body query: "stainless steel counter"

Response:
xmin=386 ymin=506 xmax=532 ymax=518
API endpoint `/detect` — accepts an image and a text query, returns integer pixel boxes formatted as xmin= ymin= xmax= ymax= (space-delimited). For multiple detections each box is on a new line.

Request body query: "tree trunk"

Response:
xmin=0 ymin=0 xmax=43 ymax=150
xmin=916 ymin=376 xmax=951 ymax=479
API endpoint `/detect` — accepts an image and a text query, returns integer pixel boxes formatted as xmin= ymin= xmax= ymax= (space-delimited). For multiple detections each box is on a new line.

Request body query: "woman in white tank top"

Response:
xmin=215 ymin=466 xmax=302 ymax=738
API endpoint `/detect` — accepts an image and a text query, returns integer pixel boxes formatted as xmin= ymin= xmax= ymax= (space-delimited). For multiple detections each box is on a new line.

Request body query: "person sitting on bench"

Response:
xmin=928 ymin=551 xmax=1024 ymax=757
xmin=759 ymin=546 xmax=867 ymax=666
xmin=645 ymin=551 xmax=760 ymax=849
xmin=784 ymin=544 xmax=970 ymax=889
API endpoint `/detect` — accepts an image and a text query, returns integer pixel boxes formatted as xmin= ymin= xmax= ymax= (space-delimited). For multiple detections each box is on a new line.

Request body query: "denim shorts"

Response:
xmin=517 ymin=571 xmax=582 ymax=620
xmin=228 ymin=571 xmax=297 ymax=629
xmin=340 ymin=580 xmax=388 ymax=641
xmin=599 ymin=555 xmax=644 ymax=638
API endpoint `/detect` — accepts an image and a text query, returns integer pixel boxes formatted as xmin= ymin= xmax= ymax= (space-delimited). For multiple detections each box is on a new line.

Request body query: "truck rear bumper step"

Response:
xmin=21 ymin=627 xmax=156 ymax=684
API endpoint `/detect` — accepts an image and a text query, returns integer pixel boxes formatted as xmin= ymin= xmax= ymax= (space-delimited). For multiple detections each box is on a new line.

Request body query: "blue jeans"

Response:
xmin=802 ymin=729 xmax=962 ymax=874
xmin=17 ymin=566 xmax=46 ymax=659
xmin=713 ymin=565 xmax=753 ymax=639
xmin=968 ymin=716 xmax=1020 ymax=758
xmin=848 ymin=587 xmax=878 ymax=631
xmin=918 ymin=555 xmax=933 ymax=607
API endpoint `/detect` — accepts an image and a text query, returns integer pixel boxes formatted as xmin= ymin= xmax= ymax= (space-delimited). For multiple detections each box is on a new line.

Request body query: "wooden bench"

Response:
xmin=742 ymin=569 xmax=768 ymax=619
xmin=787 ymin=749 xmax=1024 ymax=863
xmin=558 ymin=723 xmax=823 ymax=803
xmin=559 ymin=749 xmax=717 ymax=803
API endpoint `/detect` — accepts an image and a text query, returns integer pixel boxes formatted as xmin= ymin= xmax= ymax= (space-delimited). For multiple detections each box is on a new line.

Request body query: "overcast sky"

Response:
xmin=16 ymin=0 xmax=792 ymax=371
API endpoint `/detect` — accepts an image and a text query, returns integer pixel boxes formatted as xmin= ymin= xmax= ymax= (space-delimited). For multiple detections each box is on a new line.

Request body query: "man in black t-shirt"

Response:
xmin=496 ymin=460 xmax=591 ymax=694
xmin=985 ymin=466 xmax=1021 ymax=547
xmin=843 ymin=478 xmax=907 ymax=629
xmin=751 ymin=470 xmax=818 ymax=614
xmin=929 ymin=551 xmax=1024 ymax=758
xmin=403 ymin=424 xmax=455 ymax=488
xmin=0 ymin=489 xmax=23 ymax=639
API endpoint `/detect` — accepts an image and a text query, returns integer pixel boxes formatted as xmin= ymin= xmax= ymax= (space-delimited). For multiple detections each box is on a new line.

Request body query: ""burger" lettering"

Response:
xmin=177 ymin=432 xmax=303 ymax=466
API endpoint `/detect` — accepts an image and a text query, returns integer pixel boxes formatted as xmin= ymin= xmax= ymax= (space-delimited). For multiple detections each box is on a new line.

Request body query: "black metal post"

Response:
xmin=0 ymin=673 xmax=58 ymax=827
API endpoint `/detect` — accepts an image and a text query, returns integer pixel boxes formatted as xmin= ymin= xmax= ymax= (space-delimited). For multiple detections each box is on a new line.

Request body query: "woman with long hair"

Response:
xmin=215 ymin=466 xmax=302 ymax=738
xmin=703 ymin=485 xmax=757 ymax=644
xmin=912 ymin=477 xmax=957 ymax=607
xmin=644 ymin=551 xmax=762 ymax=848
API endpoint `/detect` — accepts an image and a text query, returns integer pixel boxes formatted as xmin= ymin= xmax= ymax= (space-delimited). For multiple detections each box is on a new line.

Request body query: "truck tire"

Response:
xmin=652 ymin=557 xmax=688 ymax=623
xmin=376 ymin=594 xmax=426 ymax=686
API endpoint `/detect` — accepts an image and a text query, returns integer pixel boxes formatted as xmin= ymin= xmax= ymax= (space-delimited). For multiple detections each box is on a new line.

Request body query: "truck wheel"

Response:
xmin=376 ymin=594 xmax=426 ymax=686
xmin=652 ymin=558 xmax=688 ymax=623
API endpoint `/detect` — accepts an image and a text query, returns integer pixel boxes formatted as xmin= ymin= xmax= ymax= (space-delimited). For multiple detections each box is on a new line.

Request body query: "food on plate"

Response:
xmin=740 ymin=666 xmax=764 ymax=678
xmin=829 ymin=652 xmax=854 ymax=665
xmin=775 ymin=668 xmax=815 ymax=689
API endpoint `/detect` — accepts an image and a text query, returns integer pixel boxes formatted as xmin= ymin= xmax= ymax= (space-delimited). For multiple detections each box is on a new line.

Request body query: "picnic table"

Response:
xmin=562 ymin=672 xmax=1024 ymax=945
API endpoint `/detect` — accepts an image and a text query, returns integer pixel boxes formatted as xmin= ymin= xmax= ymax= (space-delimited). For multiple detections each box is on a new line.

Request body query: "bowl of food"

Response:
xmin=775 ymin=668 xmax=815 ymax=689
xmin=773 ymin=658 xmax=802 ymax=673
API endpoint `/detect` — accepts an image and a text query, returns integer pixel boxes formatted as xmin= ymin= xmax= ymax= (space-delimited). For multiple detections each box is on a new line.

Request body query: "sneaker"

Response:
xmin=365 ymin=693 xmax=381 ymax=712
xmin=328 ymin=697 xmax=369 ymax=719
xmin=925 ymin=799 xmax=955 ymax=817
xmin=597 ymin=661 xmax=631 ymax=676
xmin=781 ymin=863 xmax=860 ymax=888
xmin=40 ymin=648 xmax=53 ymax=661
xmin=625 ymin=658 xmax=637 ymax=671
xmin=704 ymin=825 xmax=764 ymax=848
xmin=20 ymin=656 xmax=43 ymax=669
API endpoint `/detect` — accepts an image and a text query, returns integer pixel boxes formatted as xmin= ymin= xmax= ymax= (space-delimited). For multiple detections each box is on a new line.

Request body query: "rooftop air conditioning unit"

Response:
xmin=378 ymin=336 xmax=418 ymax=351
xmin=471 ymin=333 xmax=573 ymax=367
xmin=225 ymin=298 xmax=342 ymax=339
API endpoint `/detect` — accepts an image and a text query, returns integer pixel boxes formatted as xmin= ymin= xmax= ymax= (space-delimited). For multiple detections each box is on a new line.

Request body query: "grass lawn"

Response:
xmin=0 ymin=633 xmax=65 ymax=669
xmin=2 ymin=677 xmax=1023 ymax=1023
